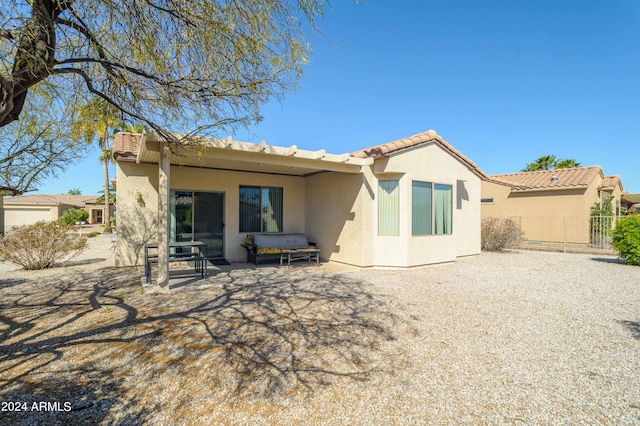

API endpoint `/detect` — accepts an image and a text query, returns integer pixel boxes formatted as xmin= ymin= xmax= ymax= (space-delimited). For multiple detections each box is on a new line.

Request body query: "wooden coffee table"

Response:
xmin=280 ymin=248 xmax=320 ymax=267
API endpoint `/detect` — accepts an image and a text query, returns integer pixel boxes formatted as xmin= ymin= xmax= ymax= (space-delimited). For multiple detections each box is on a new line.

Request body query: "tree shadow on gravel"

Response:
xmin=619 ymin=320 xmax=640 ymax=340
xmin=0 ymin=277 xmax=28 ymax=289
xmin=0 ymin=268 xmax=150 ymax=425
xmin=2 ymin=378 xmax=148 ymax=426
xmin=0 ymin=265 xmax=401 ymax=422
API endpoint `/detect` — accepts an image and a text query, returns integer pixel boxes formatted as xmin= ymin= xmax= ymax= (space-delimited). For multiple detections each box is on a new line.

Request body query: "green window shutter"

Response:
xmin=434 ymin=183 xmax=453 ymax=234
xmin=412 ymin=181 xmax=432 ymax=235
xmin=378 ymin=180 xmax=399 ymax=236
xmin=262 ymin=187 xmax=283 ymax=232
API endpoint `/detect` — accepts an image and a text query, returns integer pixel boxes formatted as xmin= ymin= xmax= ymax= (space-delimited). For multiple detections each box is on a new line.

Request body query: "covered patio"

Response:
xmin=113 ymin=131 xmax=373 ymax=287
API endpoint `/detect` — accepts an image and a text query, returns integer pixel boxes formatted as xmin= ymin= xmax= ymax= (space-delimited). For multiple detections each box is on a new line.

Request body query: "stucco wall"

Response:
xmin=480 ymin=177 xmax=621 ymax=244
xmin=115 ymin=162 xmax=159 ymax=266
xmin=115 ymin=141 xmax=483 ymax=268
xmin=171 ymin=166 xmax=306 ymax=262
xmin=115 ymin=161 xmax=307 ymax=266
xmin=4 ymin=204 xmax=62 ymax=231
xmin=305 ymin=171 xmax=373 ymax=266
xmin=481 ymin=182 xmax=593 ymax=218
xmin=481 ymin=175 xmax=627 ymax=220
xmin=371 ymin=143 xmax=482 ymax=267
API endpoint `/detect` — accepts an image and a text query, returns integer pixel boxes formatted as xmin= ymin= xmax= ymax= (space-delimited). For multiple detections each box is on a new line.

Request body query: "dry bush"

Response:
xmin=481 ymin=217 xmax=523 ymax=251
xmin=0 ymin=221 xmax=87 ymax=270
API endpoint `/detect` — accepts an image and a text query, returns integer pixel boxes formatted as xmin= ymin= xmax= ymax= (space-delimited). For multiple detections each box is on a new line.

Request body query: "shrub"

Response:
xmin=481 ymin=217 xmax=523 ymax=251
xmin=58 ymin=208 xmax=89 ymax=225
xmin=0 ymin=221 xmax=87 ymax=270
xmin=87 ymin=231 xmax=101 ymax=238
xmin=612 ymin=215 xmax=640 ymax=266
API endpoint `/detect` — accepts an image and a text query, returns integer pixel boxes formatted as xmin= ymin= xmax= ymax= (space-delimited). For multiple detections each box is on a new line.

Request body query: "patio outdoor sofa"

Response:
xmin=241 ymin=233 xmax=319 ymax=266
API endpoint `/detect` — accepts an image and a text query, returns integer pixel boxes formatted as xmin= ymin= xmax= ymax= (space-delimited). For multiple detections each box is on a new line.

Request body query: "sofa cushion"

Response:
xmin=257 ymin=247 xmax=283 ymax=255
xmin=253 ymin=233 xmax=309 ymax=249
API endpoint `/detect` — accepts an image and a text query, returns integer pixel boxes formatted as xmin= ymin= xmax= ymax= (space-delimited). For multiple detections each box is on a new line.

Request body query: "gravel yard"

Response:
xmin=1 ymin=235 xmax=639 ymax=424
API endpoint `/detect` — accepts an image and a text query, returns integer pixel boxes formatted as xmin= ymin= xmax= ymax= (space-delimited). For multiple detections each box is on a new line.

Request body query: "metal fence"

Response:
xmin=509 ymin=215 xmax=620 ymax=254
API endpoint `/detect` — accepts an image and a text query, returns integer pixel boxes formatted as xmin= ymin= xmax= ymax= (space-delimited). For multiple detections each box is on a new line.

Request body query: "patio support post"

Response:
xmin=157 ymin=145 xmax=171 ymax=288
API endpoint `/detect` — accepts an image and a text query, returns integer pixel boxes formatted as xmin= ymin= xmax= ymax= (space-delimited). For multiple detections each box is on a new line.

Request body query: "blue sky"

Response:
xmin=38 ymin=0 xmax=640 ymax=195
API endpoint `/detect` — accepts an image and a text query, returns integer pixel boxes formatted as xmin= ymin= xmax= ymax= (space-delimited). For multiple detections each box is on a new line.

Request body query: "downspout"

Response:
xmin=157 ymin=144 xmax=171 ymax=288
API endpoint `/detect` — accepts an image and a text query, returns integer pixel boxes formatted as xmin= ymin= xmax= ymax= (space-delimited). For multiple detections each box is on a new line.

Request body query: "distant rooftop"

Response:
xmin=5 ymin=194 xmax=98 ymax=207
xmin=489 ymin=166 xmax=605 ymax=191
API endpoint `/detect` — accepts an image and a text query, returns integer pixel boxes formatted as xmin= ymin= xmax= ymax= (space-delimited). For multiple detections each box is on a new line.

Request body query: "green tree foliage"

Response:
xmin=96 ymin=182 xmax=117 ymax=204
xmin=0 ymin=0 xmax=335 ymax=142
xmin=612 ymin=215 xmax=640 ymax=265
xmin=72 ymin=98 xmax=122 ymax=231
xmin=554 ymin=158 xmax=581 ymax=169
xmin=58 ymin=208 xmax=89 ymax=225
xmin=0 ymin=221 xmax=87 ymax=270
xmin=590 ymin=196 xmax=615 ymax=246
xmin=591 ymin=196 xmax=614 ymax=217
xmin=522 ymin=155 xmax=581 ymax=172
xmin=68 ymin=188 xmax=82 ymax=195
xmin=0 ymin=84 xmax=88 ymax=195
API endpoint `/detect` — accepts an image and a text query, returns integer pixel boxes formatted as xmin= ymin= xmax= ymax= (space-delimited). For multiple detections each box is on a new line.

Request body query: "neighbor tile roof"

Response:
xmin=350 ymin=130 xmax=488 ymax=179
xmin=113 ymin=132 xmax=140 ymax=159
xmin=601 ymin=175 xmax=622 ymax=191
xmin=4 ymin=194 xmax=98 ymax=207
xmin=489 ymin=166 xmax=603 ymax=191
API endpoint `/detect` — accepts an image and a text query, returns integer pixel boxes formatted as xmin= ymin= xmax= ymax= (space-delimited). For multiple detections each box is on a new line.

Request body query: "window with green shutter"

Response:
xmin=378 ymin=180 xmax=399 ymax=236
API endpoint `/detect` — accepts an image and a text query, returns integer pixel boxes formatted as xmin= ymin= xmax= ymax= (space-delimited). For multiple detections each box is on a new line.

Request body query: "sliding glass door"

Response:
xmin=170 ymin=191 xmax=224 ymax=258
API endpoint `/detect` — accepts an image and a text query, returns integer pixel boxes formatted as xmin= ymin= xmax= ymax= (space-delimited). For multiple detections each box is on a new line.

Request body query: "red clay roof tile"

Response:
xmin=489 ymin=166 xmax=603 ymax=191
xmin=350 ymin=130 xmax=488 ymax=179
xmin=113 ymin=132 xmax=141 ymax=159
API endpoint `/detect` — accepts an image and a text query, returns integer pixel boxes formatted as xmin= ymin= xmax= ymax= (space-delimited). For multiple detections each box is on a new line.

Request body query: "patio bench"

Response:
xmin=241 ymin=233 xmax=319 ymax=266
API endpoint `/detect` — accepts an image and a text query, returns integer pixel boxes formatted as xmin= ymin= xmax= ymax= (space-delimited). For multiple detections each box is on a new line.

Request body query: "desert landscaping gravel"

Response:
xmin=1 ymin=234 xmax=639 ymax=425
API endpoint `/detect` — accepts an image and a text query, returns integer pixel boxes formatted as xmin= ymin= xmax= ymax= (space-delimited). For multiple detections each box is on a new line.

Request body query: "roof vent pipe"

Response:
xmin=550 ymin=176 xmax=559 ymax=181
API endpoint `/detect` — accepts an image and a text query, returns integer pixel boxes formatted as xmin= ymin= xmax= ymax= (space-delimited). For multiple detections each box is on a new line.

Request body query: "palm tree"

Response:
xmin=522 ymin=155 xmax=557 ymax=172
xmin=522 ymin=155 xmax=580 ymax=172
xmin=554 ymin=158 xmax=581 ymax=169
xmin=72 ymin=99 xmax=123 ymax=231
xmin=96 ymin=181 xmax=117 ymax=204
xmin=123 ymin=123 xmax=145 ymax=133
xmin=67 ymin=188 xmax=81 ymax=195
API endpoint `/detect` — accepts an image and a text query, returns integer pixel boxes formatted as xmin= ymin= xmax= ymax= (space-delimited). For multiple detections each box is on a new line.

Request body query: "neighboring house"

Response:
xmin=113 ymin=130 xmax=488 ymax=268
xmin=3 ymin=194 xmax=113 ymax=231
xmin=481 ymin=166 xmax=625 ymax=246
xmin=622 ymin=192 xmax=640 ymax=214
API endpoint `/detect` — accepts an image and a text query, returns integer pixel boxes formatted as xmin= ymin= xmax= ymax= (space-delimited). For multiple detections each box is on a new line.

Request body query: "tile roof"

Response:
xmin=4 ymin=194 xmax=98 ymax=207
xmin=113 ymin=132 xmax=141 ymax=159
xmin=601 ymin=175 xmax=623 ymax=191
xmin=350 ymin=130 xmax=488 ymax=179
xmin=489 ymin=166 xmax=604 ymax=191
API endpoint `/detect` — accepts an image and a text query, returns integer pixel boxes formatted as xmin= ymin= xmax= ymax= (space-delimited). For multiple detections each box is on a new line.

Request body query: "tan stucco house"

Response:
xmin=3 ymin=194 xmax=113 ymax=231
xmin=481 ymin=166 xmax=625 ymax=246
xmin=113 ymin=130 xmax=488 ymax=271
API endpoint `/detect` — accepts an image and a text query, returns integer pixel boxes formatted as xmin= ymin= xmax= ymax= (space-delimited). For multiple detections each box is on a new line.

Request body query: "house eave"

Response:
xmin=137 ymin=132 xmax=373 ymax=175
